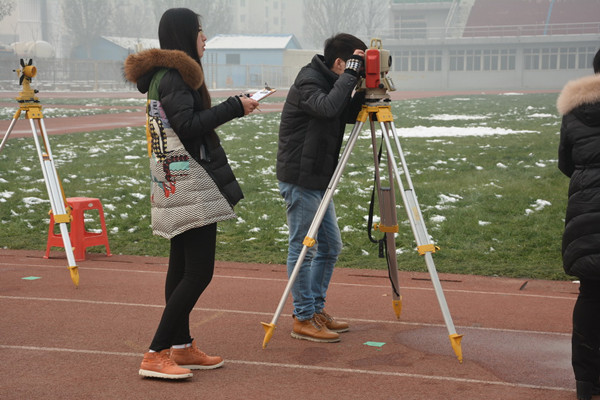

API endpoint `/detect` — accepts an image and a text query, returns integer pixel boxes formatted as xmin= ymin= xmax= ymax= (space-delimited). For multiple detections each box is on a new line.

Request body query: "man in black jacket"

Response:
xmin=277 ymin=33 xmax=366 ymax=342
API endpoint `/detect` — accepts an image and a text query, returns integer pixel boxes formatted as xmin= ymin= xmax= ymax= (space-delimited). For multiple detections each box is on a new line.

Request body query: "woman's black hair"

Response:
xmin=158 ymin=8 xmax=211 ymax=108
xmin=594 ymin=47 xmax=600 ymax=74
xmin=159 ymin=8 xmax=200 ymax=63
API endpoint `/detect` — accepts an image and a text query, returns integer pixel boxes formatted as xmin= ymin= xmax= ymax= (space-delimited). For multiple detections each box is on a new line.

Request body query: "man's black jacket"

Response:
xmin=277 ymin=54 xmax=365 ymax=190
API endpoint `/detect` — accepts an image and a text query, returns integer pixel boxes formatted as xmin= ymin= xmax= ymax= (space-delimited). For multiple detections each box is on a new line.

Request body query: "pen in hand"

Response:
xmin=242 ymin=93 xmax=261 ymax=112
xmin=239 ymin=93 xmax=260 ymax=114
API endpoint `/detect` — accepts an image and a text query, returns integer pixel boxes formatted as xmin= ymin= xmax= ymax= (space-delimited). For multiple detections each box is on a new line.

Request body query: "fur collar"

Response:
xmin=124 ymin=48 xmax=203 ymax=90
xmin=557 ymin=74 xmax=600 ymax=116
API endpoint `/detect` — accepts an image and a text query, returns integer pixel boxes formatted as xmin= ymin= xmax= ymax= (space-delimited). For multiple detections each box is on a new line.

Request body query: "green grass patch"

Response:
xmin=0 ymin=93 xmax=570 ymax=280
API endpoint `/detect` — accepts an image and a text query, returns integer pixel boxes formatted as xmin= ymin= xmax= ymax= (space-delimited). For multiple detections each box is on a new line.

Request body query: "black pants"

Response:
xmin=572 ymin=278 xmax=600 ymax=383
xmin=150 ymin=223 xmax=217 ymax=351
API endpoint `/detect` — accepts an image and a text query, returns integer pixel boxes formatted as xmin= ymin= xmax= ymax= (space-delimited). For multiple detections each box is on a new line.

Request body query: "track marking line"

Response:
xmin=0 ymin=344 xmax=572 ymax=393
xmin=0 ymin=262 xmax=577 ymax=301
xmin=0 ymin=295 xmax=570 ymax=336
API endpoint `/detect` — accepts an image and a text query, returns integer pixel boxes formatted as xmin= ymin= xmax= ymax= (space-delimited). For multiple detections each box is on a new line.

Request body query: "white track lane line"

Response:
xmin=0 ymin=295 xmax=570 ymax=337
xmin=0 ymin=344 xmax=572 ymax=393
xmin=0 ymin=261 xmax=578 ymax=301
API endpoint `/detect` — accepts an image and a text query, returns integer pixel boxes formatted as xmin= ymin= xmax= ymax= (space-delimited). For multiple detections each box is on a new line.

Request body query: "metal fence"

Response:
xmin=0 ymin=58 xmax=132 ymax=91
xmin=0 ymin=58 xmax=300 ymax=92
xmin=203 ymin=63 xmax=300 ymax=91
xmin=2 ymin=21 xmax=596 ymax=93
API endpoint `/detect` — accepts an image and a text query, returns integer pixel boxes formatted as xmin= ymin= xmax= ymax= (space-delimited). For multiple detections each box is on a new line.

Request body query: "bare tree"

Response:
xmin=61 ymin=0 xmax=114 ymax=58
xmin=0 ymin=0 xmax=15 ymax=23
xmin=303 ymin=0 xmax=363 ymax=49
xmin=361 ymin=0 xmax=390 ymax=41
xmin=107 ymin=0 xmax=156 ymax=39
xmin=148 ymin=0 xmax=233 ymax=38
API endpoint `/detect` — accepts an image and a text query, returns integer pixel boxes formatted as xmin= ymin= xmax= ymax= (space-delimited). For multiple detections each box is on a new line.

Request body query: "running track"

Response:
xmin=0 ymin=249 xmax=577 ymax=399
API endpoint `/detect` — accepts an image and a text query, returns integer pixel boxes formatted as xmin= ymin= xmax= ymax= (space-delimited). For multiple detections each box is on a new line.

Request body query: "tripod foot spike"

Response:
xmin=392 ymin=297 xmax=402 ymax=319
xmin=261 ymin=322 xmax=276 ymax=349
xmin=449 ymin=333 xmax=463 ymax=363
xmin=69 ymin=266 xmax=79 ymax=288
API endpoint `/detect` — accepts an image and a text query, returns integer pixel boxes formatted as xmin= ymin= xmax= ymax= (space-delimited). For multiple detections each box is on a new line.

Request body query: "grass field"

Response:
xmin=0 ymin=92 xmax=571 ymax=280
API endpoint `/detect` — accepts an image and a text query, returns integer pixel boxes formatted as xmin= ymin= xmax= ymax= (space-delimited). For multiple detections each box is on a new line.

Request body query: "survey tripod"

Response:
xmin=0 ymin=59 xmax=79 ymax=287
xmin=261 ymin=40 xmax=463 ymax=362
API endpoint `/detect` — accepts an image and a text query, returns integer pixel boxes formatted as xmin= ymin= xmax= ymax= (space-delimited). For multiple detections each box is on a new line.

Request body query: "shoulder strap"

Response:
xmin=367 ymin=139 xmax=400 ymax=299
xmin=148 ymin=68 xmax=169 ymax=100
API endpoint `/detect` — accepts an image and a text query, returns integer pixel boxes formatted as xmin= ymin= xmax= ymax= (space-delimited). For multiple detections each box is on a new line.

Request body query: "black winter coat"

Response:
xmin=557 ymin=73 xmax=600 ymax=279
xmin=277 ymin=54 xmax=365 ymax=190
xmin=124 ymin=49 xmax=244 ymax=207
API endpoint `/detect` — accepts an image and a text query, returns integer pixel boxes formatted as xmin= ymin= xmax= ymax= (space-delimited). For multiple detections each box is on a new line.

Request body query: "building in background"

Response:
xmin=0 ymin=0 xmax=67 ymax=58
xmin=71 ymin=37 xmax=159 ymax=61
xmin=228 ymin=0 xmax=308 ymax=49
xmin=1 ymin=0 xmax=599 ymax=91
xmin=204 ymin=34 xmax=302 ymax=89
xmin=386 ymin=0 xmax=600 ymax=90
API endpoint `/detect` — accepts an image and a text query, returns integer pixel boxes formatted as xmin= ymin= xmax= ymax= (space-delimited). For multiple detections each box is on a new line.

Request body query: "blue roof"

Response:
xmin=206 ymin=34 xmax=301 ymax=50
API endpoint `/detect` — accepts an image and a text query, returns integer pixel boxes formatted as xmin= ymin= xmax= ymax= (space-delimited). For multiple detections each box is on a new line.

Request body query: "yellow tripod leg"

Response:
xmin=261 ymin=121 xmax=365 ymax=348
xmin=29 ymin=109 xmax=80 ymax=287
xmin=450 ymin=333 xmax=464 ymax=364
xmin=261 ymin=322 xmax=276 ymax=349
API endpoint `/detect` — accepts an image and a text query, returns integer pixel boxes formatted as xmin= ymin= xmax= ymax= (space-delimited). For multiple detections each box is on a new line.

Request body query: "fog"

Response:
xmin=0 ymin=0 xmax=597 ymax=91
xmin=0 ymin=0 xmax=389 ymax=58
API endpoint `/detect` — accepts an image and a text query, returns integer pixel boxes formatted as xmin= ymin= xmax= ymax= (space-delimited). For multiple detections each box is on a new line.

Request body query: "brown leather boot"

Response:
xmin=291 ymin=315 xmax=340 ymax=343
xmin=170 ymin=340 xmax=224 ymax=370
xmin=315 ymin=310 xmax=349 ymax=333
xmin=139 ymin=349 xmax=193 ymax=379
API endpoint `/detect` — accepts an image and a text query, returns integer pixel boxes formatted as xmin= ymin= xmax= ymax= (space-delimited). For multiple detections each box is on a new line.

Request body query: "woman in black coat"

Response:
xmin=125 ymin=8 xmax=258 ymax=380
xmin=557 ymin=48 xmax=600 ymax=400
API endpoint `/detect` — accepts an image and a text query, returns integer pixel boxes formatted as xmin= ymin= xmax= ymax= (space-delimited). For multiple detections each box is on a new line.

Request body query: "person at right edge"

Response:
xmin=276 ymin=33 xmax=367 ymax=343
xmin=557 ymin=47 xmax=600 ymax=400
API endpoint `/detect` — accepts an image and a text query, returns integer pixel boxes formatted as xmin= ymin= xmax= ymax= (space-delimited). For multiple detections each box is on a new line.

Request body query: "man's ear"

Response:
xmin=330 ymin=57 xmax=344 ymax=73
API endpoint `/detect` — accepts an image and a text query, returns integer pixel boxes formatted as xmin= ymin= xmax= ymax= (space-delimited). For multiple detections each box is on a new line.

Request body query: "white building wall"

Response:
xmin=0 ymin=0 xmax=68 ymax=58
xmin=230 ymin=0 xmax=307 ymax=48
xmin=0 ymin=6 xmax=19 ymax=44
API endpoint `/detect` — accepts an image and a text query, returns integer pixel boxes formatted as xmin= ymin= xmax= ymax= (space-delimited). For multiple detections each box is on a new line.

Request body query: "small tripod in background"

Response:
xmin=261 ymin=40 xmax=463 ymax=362
xmin=0 ymin=59 xmax=79 ymax=287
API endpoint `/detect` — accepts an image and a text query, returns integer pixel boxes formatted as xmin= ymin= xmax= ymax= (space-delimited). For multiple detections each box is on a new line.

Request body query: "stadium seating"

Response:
xmin=463 ymin=0 xmax=600 ymax=37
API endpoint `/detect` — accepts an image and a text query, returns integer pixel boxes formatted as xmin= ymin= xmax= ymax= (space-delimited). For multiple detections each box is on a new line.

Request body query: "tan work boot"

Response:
xmin=139 ymin=349 xmax=193 ymax=379
xmin=291 ymin=315 xmax=340 ymax=343
xmin=315 ymin=310 xmax=349 ymax=333
xmin=170 ymin=340 xmax=224 ymax=370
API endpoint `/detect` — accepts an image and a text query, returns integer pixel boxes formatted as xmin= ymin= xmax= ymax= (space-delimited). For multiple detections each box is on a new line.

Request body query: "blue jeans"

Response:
xmin=279 ymin=181 xmax=343 ymax=321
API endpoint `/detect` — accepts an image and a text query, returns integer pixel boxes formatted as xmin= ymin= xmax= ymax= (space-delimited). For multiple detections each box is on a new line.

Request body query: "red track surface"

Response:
xmin=0 ymin=249 xmax=577 ymax=399
xmin=0 ymin=88 xmax=558 ymax=137
xmin=1 ymin=89 xmax=575 ymax=400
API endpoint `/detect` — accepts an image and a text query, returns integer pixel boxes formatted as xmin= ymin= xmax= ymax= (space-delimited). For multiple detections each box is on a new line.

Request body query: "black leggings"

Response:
xmin=572 ymin=278 xmax=600 ymax=383
xmin=150 ymin=223 xmax=217 ymax=351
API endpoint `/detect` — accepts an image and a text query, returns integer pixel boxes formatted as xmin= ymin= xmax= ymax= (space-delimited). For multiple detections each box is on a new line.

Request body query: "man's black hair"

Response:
xmin=594 ymin=47 xmax=600 ymax=74
xmin=323 ymin=33 xmax=367 ymax=68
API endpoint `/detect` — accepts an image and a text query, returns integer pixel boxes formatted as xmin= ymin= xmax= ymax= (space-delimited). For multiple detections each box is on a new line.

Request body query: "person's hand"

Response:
xmin=344 ymin=50 xmax=365 ymax=76
xmin=240 ymin=96 xmax=260 ymax=115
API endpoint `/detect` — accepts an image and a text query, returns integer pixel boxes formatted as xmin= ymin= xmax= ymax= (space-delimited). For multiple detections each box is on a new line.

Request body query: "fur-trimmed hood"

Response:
xmin=557 ymin=73 xmax=600 ymax=116
xmin=124 ymin=48 xmax=203 ymax=92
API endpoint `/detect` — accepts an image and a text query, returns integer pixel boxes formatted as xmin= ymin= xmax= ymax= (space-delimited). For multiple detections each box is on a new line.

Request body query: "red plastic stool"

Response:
xmin=45 ymin=197 xmax=111 ymax=261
